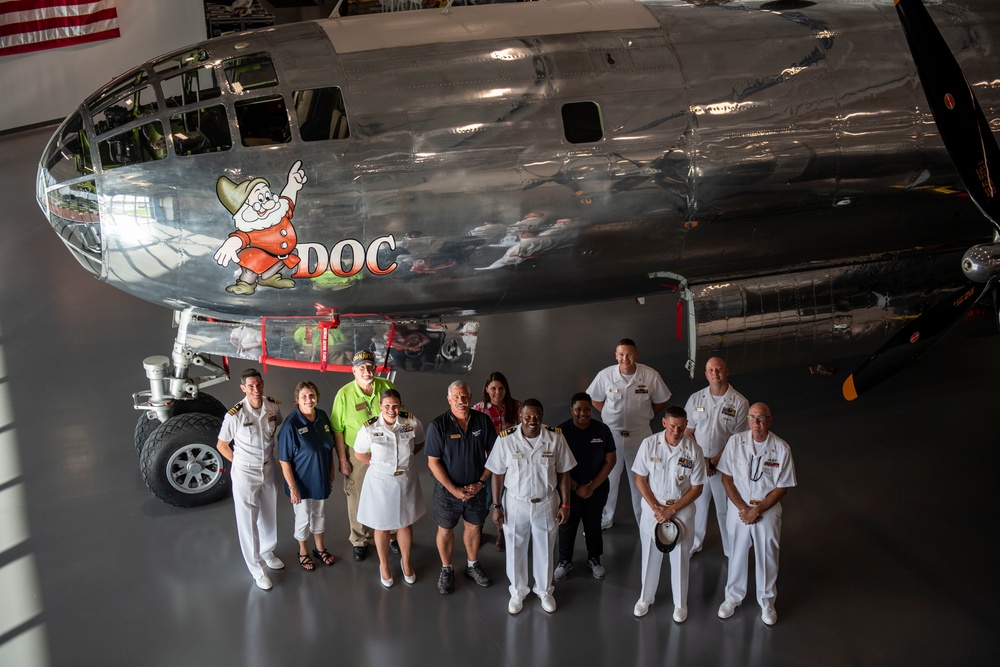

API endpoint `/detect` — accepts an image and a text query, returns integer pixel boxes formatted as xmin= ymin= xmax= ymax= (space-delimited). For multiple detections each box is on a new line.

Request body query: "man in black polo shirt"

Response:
xmin=426 ymin=380 xmax=498 ymax=594
xmin=554 ymin=392 xmax=617 ymax=581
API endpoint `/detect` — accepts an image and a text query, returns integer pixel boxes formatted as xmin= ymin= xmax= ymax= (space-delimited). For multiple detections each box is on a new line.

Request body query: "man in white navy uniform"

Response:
xmin=487 ymin=399 xmax=576 ymax=615
xmin=717 ymin=403 xmax=797 ymax=626
xmin=684 ymin=357 xmax=748 ymax=556
xmin=631 ymin=406 xmax=705 ymax=621
xmin=587 ymin=338 xmax=670 ymax=528
xmin=217 ymin=368 xmax=285 ymax=590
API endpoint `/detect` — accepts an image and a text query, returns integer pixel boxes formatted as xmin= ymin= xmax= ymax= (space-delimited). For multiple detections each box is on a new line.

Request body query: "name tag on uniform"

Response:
xmin=695 ymin=407 xmax=705 ymax=412
xmin=590 ymin=438 xmax=603 ymax=444
xmin=542 ymin=451 xmax=553 ymax=458
xmin=650 ymin=457 xmax=661 ymax=463
xmin=609 ymin=388 xmax=619 ymax=393
xmin=512 ymin=452 xmax=524 ymax=459
xmin=298 ymin=427 xmax=309 ymax=435
xmin=450 ymin=433 xmax=461 ymax=439
xmin=355 ymin=403 xmax=367 ymax=411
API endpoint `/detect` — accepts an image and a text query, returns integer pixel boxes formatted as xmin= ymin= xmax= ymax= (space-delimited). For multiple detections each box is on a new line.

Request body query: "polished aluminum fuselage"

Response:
xmin=36 ymin=0 xmax=1000 ymax=320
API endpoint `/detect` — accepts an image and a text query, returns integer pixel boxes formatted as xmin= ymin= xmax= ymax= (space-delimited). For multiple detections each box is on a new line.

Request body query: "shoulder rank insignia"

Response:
xmin=499 ymin=427 xmax=516 ymax=437
xmin=364 ymin=415 xmax=379 ymax=426
xmin=266 ymin=396 xmax=281 ymax=404
xmin=399 ymin=410 xmax=411 ymax=419
xmin=228 ymin=403 xmax=243 ymax=416
xmin=545 ymin=425 xmax=562 ymax=434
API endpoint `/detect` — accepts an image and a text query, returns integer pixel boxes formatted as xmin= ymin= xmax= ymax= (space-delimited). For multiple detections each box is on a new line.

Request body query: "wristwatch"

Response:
xmin=490 ymin=503 xmax=503 ymax=510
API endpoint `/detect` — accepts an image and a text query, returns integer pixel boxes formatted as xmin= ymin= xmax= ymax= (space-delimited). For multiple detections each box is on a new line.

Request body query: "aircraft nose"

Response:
xmin=36 ymin=110 xmax=104 ymax=279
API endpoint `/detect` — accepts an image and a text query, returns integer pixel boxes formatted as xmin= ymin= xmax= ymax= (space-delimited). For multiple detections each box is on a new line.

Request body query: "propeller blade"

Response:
xmin=895 ymin=0 xmax=1000 ymax=227
xmin=842 ymin=280 xmax=991 ymax=400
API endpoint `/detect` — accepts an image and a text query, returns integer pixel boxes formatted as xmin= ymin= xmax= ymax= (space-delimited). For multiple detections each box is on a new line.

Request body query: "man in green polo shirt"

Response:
xmin=331 ymin=350 xmax=396 ymax=561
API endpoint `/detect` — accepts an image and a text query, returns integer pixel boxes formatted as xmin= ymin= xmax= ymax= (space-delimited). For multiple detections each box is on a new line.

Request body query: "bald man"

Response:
xmin=717 ymin=403 xmax=797 ymax=626
xmin=684 ymin=358 xmax=748 ymax=556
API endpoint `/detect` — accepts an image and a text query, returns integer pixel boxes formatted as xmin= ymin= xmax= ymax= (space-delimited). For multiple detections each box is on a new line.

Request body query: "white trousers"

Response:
xmin=503 ymin=491 xmax=558 ymax=599
xmin=724 ymin=500 xmax=782 ymax=608
xmin=638 ymin=500 xmax=695 ymax=608
xmin=601 ymin=428 xmax=651 ymax=526
xmin=692 ymin=473 xmax=731 ymax=556
xmin=231 ymin=464 xmax=278 ymax=579
xmin=292 ymin=498 xmax=326 ymax=542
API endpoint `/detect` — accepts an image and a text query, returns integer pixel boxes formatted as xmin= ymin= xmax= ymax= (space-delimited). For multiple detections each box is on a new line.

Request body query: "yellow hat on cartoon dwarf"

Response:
xmin=217 ymin=175 xmax=269 ymax=215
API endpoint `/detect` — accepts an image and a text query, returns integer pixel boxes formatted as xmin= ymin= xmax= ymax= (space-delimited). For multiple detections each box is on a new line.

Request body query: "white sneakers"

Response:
xmin=761 ymin=605 xmax=777 ymax=625
xmin=254 ymin=574 xmax=272 ymax=591
xmin=508 ymin=596 xmax=524 ymax=615
xmin=633 ymin=600 xmax=650 ymax=618
xmin=718 ymin=600 xmax=738 ymax=619
xmin=264 ymin=554 xmax=285 ymax=570
xmin=540 ymin=595 xmax=557 ymax=613
xmin=672 ymin=607 xmax=688 ymax=623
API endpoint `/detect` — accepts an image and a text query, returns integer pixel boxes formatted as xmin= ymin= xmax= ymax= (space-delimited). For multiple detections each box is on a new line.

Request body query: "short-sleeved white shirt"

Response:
xmin=353 ymin=412 xmax=425 ymax=477
xmin=485 ymin=425 xmax=576 ymax=500
xmin=586 ymin=363 xmax=671 ymax=432
xmin=218 ymin=396 xmax=283 ymax=470
xmin=632 ymin=433 xmax=706 ymax=502
xmin=684 ymin=385 xmax=749 ymax=458
xmin=717 ymin=431 xmax=797 ymax=504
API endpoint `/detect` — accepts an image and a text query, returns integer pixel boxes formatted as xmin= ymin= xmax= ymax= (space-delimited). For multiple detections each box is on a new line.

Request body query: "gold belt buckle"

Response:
xmin=530 ymin=498 xmax=542 ymax=503
xmin=393 ymin=470 xmax=404 ymax=476
xmin=749 ymin=499 xmax=760 ymax=506
xmin=665 ymin=499 xmax=675 ymax=506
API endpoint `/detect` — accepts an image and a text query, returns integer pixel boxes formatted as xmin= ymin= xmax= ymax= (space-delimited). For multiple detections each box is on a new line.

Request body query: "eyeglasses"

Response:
xmin=747 ymin=415 xmax=771 ymax=422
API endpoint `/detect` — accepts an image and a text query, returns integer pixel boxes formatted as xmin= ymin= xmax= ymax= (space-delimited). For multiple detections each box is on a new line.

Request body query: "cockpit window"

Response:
xmin=152 ymin=49 xmax=209 ymax=75
xmin=91 ymin=83 xmax=158 ymax=137
xmin=562 ymin=101 xmax=604 ymax=144
xmin=234 ymin=95 xmax=291 ymax=147
xmin=171 ymin=104 xmax=232 ymax=156
xmin=41 ymin=112 xmax=94 ymax=181
xmin=222 ymin=53 xmax=278 ymax=94
xmin=98 ymin=120 xmax=167 ymax=170
xmin=162 ymin=66 xmax=222 ymax=109
xmin=294 ymin=87 xmax=350 ymax=142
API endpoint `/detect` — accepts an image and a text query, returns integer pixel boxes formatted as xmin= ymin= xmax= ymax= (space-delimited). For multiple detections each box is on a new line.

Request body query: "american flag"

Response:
xmin=1 ymin=0 xmax=120 ymax=57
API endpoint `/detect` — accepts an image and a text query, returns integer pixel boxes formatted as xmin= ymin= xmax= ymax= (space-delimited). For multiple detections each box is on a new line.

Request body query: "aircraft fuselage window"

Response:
xmin=161 ymin=66 xmax=222 ymax=109
xmin=293 ymin=87 xmax=351 ymax=142
xmin=235 ymin=95 xmax=291 ymax=147
xmin=92 ymin=84 xmax=159 ymax=136
xmin=222 ymin=53 xmax=279 ymax=94
xmin=98 ymin=120 xmax=167 ymax=170
xmin=562 ymin=101 xmax=604 ymax=144
xmin=171 ymin=105 xmax=232 ymax=156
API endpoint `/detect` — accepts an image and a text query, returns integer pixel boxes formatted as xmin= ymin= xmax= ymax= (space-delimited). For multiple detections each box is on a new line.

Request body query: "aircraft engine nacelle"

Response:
xmin=961 ymin=243 xmax=1000 ymax=284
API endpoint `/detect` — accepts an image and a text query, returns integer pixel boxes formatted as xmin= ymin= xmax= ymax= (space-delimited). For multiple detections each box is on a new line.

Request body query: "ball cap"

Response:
xmin=654 ymin=519 xmax=681 ymax=553
xmin=352 ymin=350 xmax=376 ymax=367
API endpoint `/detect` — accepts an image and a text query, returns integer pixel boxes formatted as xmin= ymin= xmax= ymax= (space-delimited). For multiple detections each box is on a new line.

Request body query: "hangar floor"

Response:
xmin=2 ymin=127 xmax=997 ymax=666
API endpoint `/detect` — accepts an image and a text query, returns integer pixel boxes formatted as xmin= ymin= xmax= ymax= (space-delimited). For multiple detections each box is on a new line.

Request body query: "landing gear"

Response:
xmin=140 ymin=413 xmax=230 ymax=507
xmin=134 ymin=310 xmax=231 ymax=507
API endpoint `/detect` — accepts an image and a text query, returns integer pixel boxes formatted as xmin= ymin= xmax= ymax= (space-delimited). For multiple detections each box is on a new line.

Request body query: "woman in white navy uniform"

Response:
xmin=354 ymin=388 xmax=426 ymax=588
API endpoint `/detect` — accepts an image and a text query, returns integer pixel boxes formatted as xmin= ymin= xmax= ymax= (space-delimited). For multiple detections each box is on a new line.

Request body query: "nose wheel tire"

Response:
xmin=140 ymin=412 xmax=229 ymax=507
xmin=134 ymin=392 xmax=226 ymax=456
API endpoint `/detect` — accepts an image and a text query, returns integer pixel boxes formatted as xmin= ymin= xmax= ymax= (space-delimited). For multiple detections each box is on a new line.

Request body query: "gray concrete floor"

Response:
xmin=2 ymin=126 xmax=998 ymax=666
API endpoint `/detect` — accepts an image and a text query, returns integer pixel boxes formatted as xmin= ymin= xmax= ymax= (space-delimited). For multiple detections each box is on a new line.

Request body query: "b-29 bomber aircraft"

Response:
xmin=34 ymin=0 xmax=1000 ymax=506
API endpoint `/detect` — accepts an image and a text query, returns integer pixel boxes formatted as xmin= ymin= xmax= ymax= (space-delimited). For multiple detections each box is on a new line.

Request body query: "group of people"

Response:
xmin=214 ymin=338 xmax=797 ymax=626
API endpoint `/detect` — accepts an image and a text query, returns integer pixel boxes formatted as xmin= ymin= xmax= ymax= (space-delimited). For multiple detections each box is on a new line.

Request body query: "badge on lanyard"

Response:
xmin=355 ymin=402 xmax=367 ymax=412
